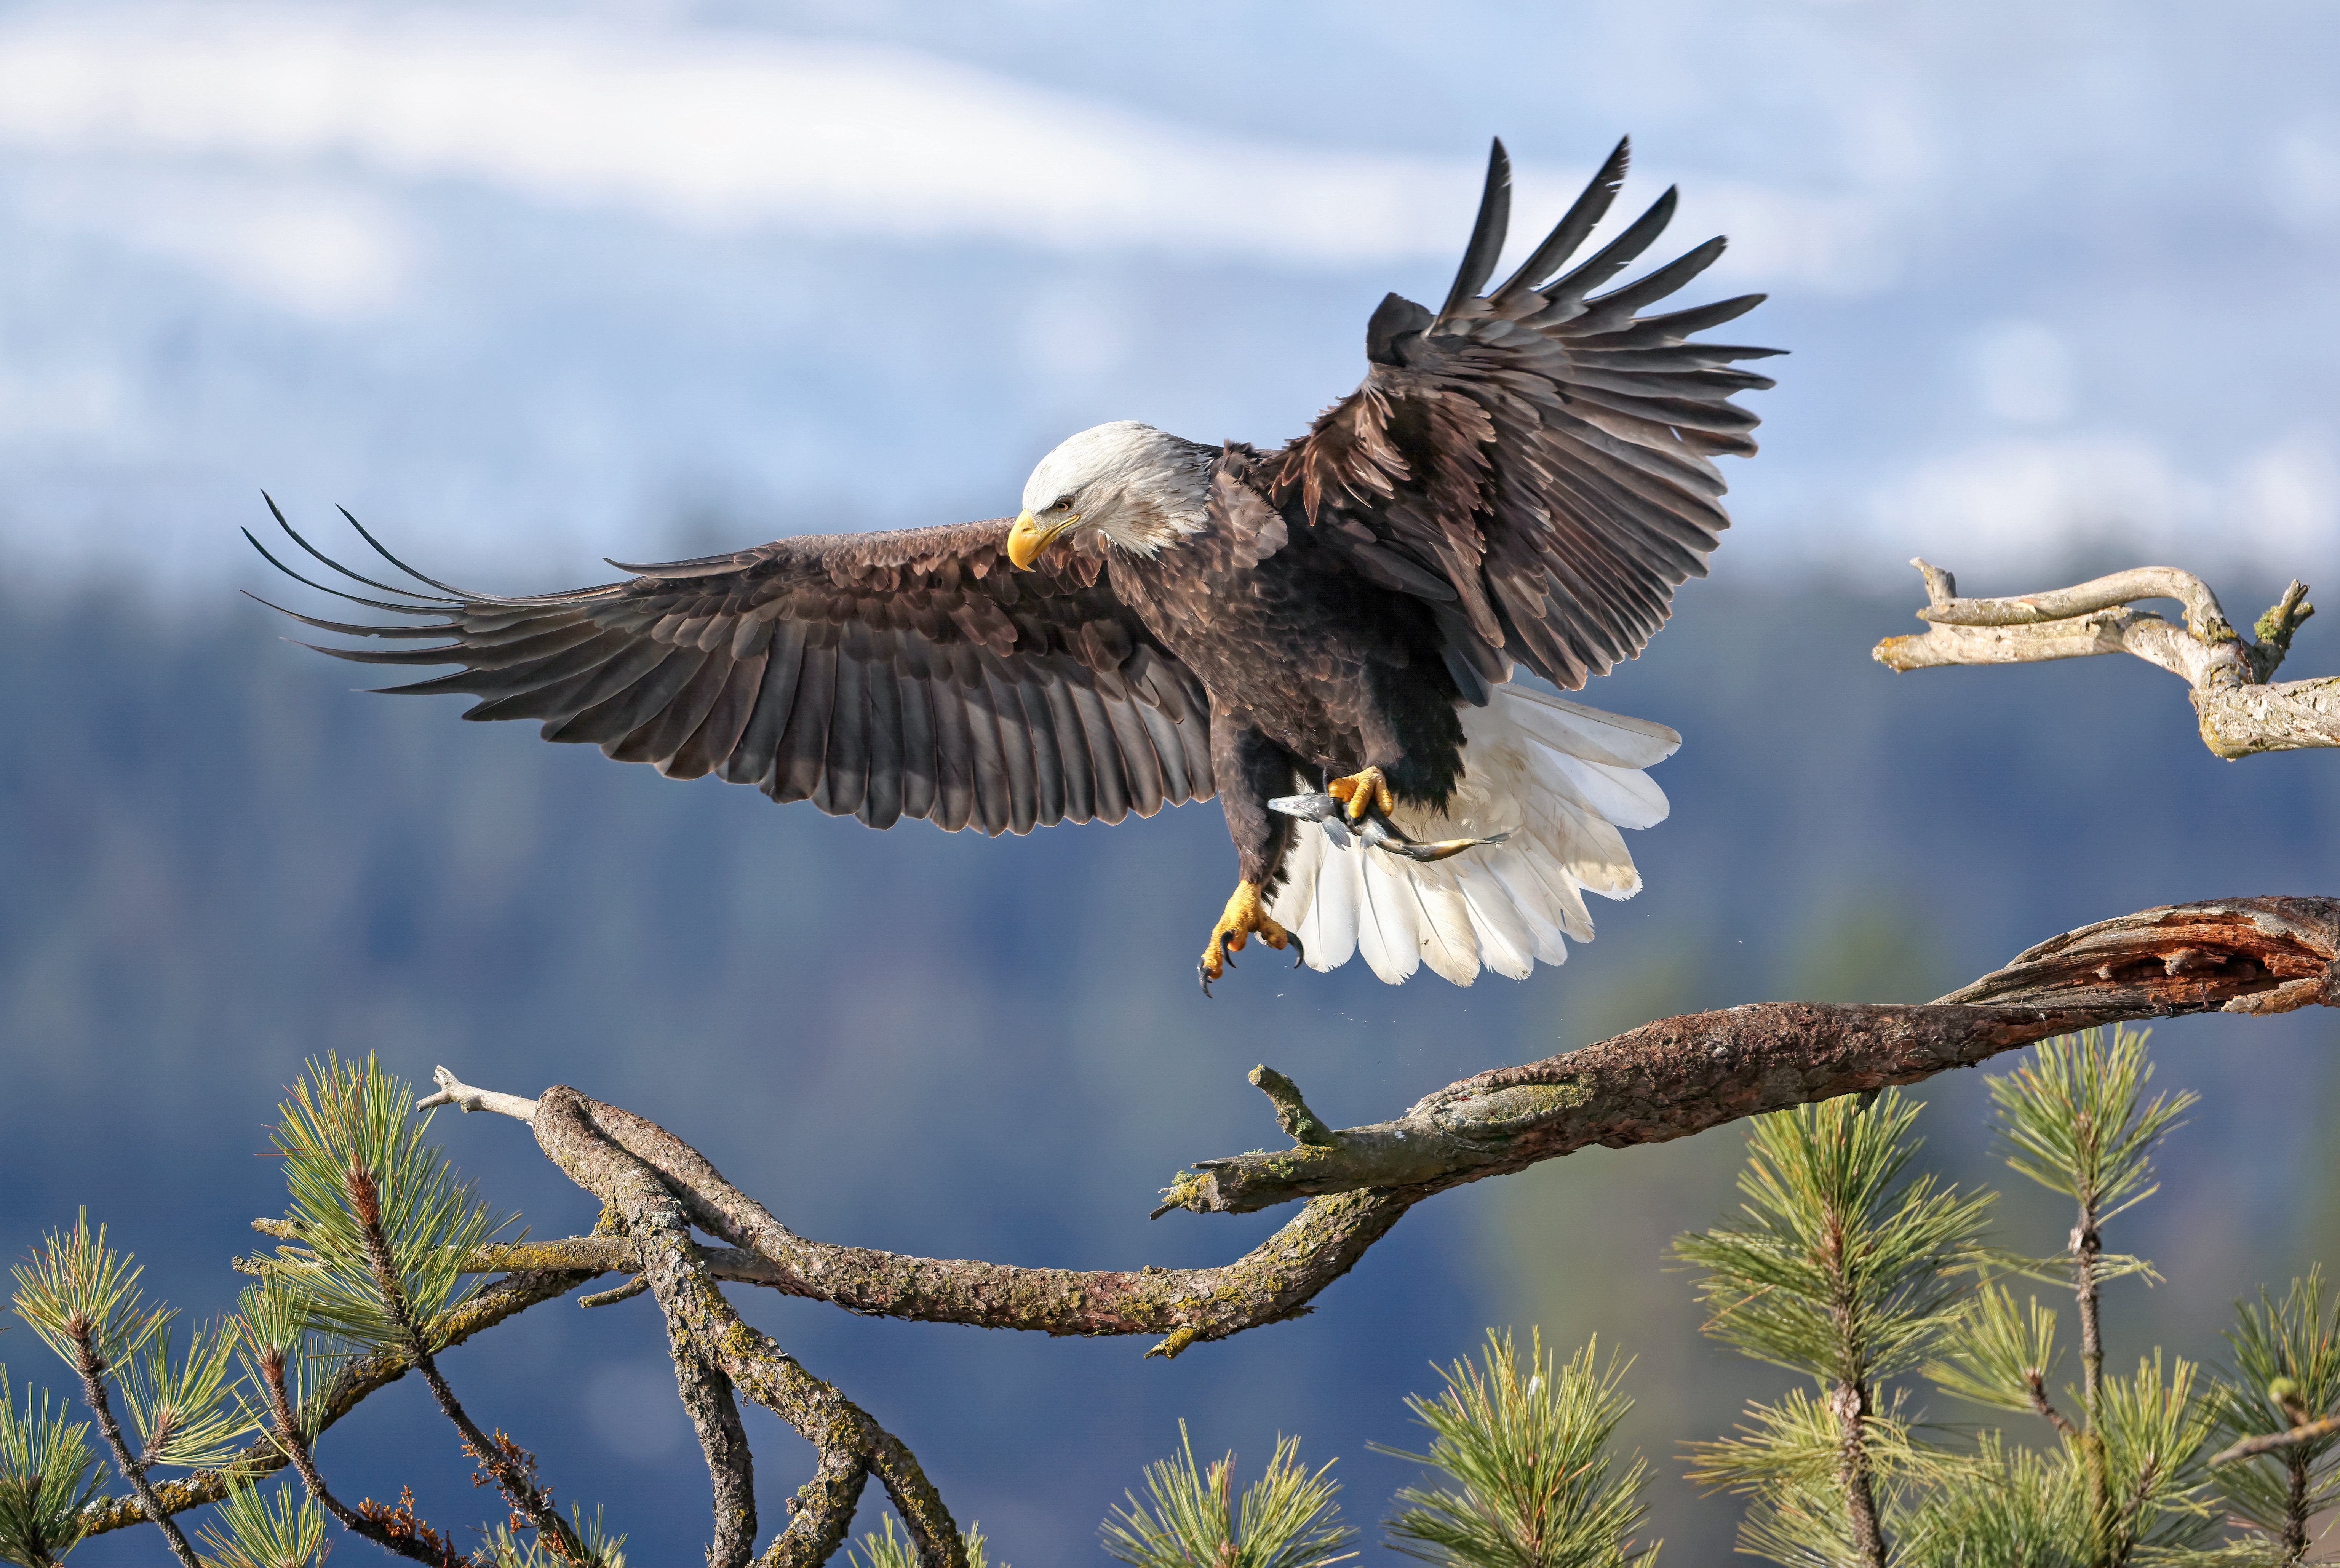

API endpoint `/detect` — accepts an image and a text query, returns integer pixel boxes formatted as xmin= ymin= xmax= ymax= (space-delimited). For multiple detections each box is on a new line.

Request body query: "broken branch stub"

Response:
xmin=1872 ymin=559 xmax=2335 ymax=759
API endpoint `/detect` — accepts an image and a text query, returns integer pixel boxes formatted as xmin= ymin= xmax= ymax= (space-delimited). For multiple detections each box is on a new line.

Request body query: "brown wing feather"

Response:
xmin=262 ymin=516 xmax=1214 ymax=835
xmin=1269 ymin=136 xmax=1781 ymax=692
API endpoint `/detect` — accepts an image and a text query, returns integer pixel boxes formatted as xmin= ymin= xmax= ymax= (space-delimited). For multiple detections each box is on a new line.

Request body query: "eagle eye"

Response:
xmin=1052 ymin=494 xmax=1074 ymax=513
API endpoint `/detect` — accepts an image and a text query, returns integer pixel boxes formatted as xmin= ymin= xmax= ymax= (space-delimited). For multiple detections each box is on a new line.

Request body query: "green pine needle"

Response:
xmin=475 ymin=1505 xmax=627 ymax=1568
xmin=2207 ymin=1268 xmax=2340 ymax=1554
xmin=1987 ymin=1026 xmax=2193 ymax=1229
xmin=2093 ymin=1351 xmax=2221 ymax=1559
xmin=1675 ymin=1090 xmax=1993 ymax=1385
xmin=194 ymin=1479 xmax=329 ymax=1568
xmin=262 ymin=1054 xmax=515 ymax=1355
xmin=10 ymin=1210 xmax=169 ymax=1376
xmin=1103 ymin=1421 xmax=1356 ymax=1568
xmin=1926 ymin=1285 xmax=2065 ymax=1420
xmin=846 ymin=1515 xmax=1005 ymax=1568
xmin=0 ymin=1367 xmax=106 ymax=1568
xmin=116 ymin=1318 xmax=253 ymax=1473
xmin=1373 ymin=1328 xmax=1656 ymax=1568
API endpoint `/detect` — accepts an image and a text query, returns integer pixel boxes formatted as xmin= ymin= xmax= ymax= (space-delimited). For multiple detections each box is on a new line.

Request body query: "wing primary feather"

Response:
xmin=896 ymin=666 xmax=938 ymax=823
xmin=242 ymin=531 xmax=448 ymax=615
xmin=722 ymin=619 xmax=807 ymax=785
xmin=771 ymin=640 xmax=838 ymax=805
xmin=928 ymin=677 xmax=977 ymax=832
xmin=1579 ymin=235 xmax=1729 ymax=321
xmin=1436 ymin=138 xmax=1512 ymax=322
xmin=1546 ymin=187 xmax=1679 ymax=303
xmin=239 ymin=592 xmax=457 ymax=639
xmin=269 ymin=500 xmax=463 ymax=604
xmin=334 ymin=505 xmax=493 ymax=600
xmin=816 ymin=638 xmax=871 ymax=818
xmin=1491 ymin=136 xmax=1631 ymax=304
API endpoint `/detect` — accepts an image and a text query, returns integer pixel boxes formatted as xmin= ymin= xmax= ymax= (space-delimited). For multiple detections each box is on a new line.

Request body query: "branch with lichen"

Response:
xmin=529 ymin=1088 xmax=965 ymax=1568
xmin=1871 ymin=560 xmax=2331 ymax=758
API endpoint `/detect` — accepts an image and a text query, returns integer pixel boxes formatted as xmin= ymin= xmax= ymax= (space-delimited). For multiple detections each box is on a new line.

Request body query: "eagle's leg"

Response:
xmin=1199 ymin=881 xmax=1293 ymax=992
xmin=1200 ymin=711 xmax=1306 ymax=994
xmin=1326 ymin=764 xmax=1394 ymax=822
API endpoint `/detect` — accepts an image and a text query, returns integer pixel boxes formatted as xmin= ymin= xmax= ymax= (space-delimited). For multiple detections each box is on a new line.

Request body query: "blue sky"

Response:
xmin=0 ymin=0 xmax=2334 ymax=599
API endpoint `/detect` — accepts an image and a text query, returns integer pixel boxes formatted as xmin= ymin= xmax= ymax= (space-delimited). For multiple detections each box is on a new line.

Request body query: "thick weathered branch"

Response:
xmin=666 ymin=1309 xmax=758 ymax=1568
xmin=78 ymin=1265 xmax=601 ymax=1537
xmin=436 ymin=897 xmax=2337 ymax=1368
xmin=1872 ymin=560 xmax=2332 ymax=758
xmin=532 ymin=1089 xmax=966 ymax=1568
xmin=1173 ymin=897 xmax=2339 ymax=1213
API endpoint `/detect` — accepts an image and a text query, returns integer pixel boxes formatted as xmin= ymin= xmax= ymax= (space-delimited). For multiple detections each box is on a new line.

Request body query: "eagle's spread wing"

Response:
xmin=1269 ymin=138 xmax=1780 ymax=696
xmin=253 ymin=511 xmax=1212 ymax=835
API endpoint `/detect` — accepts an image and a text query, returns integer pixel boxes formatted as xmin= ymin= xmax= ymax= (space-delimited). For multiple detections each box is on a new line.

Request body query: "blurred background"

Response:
xmin=1 ymin=0 xmax=2336 ymax=1561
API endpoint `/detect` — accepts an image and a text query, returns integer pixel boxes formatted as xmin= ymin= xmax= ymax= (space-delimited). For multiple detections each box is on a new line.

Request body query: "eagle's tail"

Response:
xmin=1267 ymin=686 xmax=1679 ymax=986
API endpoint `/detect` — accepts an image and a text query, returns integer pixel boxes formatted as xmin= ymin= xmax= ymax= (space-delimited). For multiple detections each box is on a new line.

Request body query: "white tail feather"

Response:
xmin=1265 ymin=684 xmax=1677 ymax=987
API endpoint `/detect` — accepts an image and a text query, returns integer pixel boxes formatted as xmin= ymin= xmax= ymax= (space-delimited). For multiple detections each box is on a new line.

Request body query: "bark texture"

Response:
xmin=532 ymin=1089 xmax=968 ymax=1568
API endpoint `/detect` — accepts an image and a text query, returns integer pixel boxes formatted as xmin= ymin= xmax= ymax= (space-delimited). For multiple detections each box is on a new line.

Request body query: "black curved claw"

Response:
xmin=1288 ymin=930 xmax=1307 ymax=970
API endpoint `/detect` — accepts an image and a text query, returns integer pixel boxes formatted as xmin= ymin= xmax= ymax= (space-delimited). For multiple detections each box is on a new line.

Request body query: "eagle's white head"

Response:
xmin=1008 ymin=421 xmax=1212 ymax=568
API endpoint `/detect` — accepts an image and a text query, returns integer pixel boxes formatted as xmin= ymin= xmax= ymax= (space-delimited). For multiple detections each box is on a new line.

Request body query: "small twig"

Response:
xmin=578 ymin=1277 xmax=650 ymax=1309
xmin=2210 ymin=1413 xmax=2340 ymax=1467
xmin=2024 ymin=1371 xmax=2079 ymax=1439
xmin=417 ymin=1066 xmax=539 ymax=1122
xmin=259 ymin=1349 xmax=448 ymax=1565
xmin=68 ymin=1323 xmax=205 ymax=1568
xmin=1248 ymin=1065 xmax=1337 ymax=1146
xmin=344 ymin=1160 xmax=585 ymax=1562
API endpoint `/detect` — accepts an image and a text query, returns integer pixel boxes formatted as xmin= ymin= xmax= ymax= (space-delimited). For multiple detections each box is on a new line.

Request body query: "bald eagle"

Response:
xmin=256 ymin=138 xmax=1776 ymax=991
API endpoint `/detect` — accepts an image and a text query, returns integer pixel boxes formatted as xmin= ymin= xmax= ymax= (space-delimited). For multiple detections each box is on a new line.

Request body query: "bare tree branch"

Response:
xmin=531 ymin=1090 xmax=967 ymax=1568
xmin=426 ymin=897 xmax=2338 ymax=1371
xmin=417 ymin=1066 xmax=540 ymax=1122
xmin=1173 ymin=896 xmax=2338 ymax=1214
xmin=1871 ymin=560 xmax=2332 ymax=758
xmin=666 ymin=1315 xmax=758 ymax=1568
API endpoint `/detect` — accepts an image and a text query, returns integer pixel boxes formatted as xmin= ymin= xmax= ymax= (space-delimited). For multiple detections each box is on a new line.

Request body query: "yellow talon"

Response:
xmin=1326 ymin=765 xmax=1394 ymax=822
xmin=1198 ymin=879 xmax=1292 ymax=994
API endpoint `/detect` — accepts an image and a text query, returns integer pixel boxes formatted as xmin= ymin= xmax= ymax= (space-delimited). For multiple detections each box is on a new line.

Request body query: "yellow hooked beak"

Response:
xmin=1006 ymin=508 xmax=1076 ymax=570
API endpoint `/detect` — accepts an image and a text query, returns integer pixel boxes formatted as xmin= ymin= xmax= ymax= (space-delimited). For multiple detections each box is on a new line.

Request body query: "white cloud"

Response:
xmin=0 ymin=4 xmax=1881 ymax=285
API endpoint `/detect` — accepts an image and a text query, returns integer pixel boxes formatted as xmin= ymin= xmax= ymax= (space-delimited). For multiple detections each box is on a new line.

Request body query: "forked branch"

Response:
xmin=454 ymin=897 xmax=2338 ymax=1367
xmin=1872 ymin=560 xmax=2332 ymax=758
